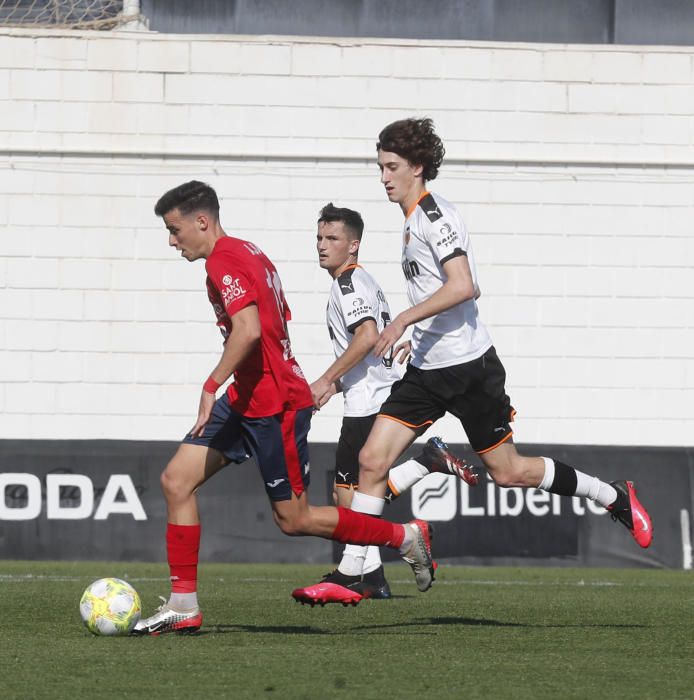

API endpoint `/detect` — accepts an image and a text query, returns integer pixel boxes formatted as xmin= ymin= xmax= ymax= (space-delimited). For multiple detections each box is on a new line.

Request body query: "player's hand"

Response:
xmin=374 ymin=316 xmax=407 ymax=358
xmin=189 ymin=389 xmax=216 ymax=438
xmin=393 ymin=339 xmax=412 ymax=364
xmin=310 ymin=377 xmax=337 ymax=409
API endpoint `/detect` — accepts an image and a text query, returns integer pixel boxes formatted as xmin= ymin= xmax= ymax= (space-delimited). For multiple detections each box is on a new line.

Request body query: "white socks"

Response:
xmin=363 ymin=544 xmax=383 ymax=575
xmin=387 ymin=458 xmax=430 ymax=496
xmin=575 ymin=472 xmax=618 ymax=508
xmin=398 ymin=524 xmax=415 ymax=555
xmin=168 ymin=592 xmax=198 ymax=612
xmin=337 ymin=491 xmax=385 ymax=577
xmin=538 ymin=457 xmax=556 ymax=490
xmin=539 ymin=457 xmax=617 ymax=507
xmin=339 ymin=544 xmax=384 ymax=576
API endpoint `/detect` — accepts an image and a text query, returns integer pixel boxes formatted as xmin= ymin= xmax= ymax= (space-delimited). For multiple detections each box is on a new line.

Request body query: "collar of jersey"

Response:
xmin=406 ymin=190 xmax=430 ymax=219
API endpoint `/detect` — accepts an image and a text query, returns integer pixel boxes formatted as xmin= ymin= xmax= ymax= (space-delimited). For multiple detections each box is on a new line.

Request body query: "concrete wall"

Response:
xmin=1 ymin=28 xmax=693 ymax=447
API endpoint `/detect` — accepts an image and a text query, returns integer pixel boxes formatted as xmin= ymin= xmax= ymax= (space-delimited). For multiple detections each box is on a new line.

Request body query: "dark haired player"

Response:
xmin=133 ymin=181 xmax=435 ymax=634
xmin=291 ymin=203 xmax=478 ymax=606
xmin=348 ymin=117 xmax=652 ymax=561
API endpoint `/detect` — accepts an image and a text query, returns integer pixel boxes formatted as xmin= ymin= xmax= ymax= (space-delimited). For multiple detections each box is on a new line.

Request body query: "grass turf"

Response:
xmin=0 ymin=561 xmax=691 ymax=700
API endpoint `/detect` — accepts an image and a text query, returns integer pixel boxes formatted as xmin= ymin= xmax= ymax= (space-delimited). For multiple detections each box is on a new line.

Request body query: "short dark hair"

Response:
xmin=154 ymin=180 xmax=220 ymax=218
xmin=317 ymin=202 xmax=364 ymax=241
xmin=376 ymin=117 xmax=445 ymax=181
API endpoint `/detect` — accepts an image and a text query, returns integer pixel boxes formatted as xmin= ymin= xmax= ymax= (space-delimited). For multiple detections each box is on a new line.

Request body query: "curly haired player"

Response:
xmin=364 ymin=117 xmax=653 ymax=549
xmin=299 ymin=118 xmax=652 ymax=596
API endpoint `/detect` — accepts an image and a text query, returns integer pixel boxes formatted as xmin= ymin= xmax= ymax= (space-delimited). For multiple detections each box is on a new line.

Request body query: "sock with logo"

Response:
xmin=385 ymin=459 xmax=430 ymax=502
xmin=167 ymin=523 xmax=200 ymax=611
xmin=538 ymin=457 xmax=617 ymax=508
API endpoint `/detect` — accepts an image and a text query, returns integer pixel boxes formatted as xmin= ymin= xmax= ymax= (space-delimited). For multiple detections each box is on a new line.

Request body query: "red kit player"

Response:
xmin=133 ymin=181 xmax=434 ymax=634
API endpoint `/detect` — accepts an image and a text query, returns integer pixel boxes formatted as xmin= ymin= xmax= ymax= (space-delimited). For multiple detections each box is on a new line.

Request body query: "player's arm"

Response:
xmin=374 ymin=254 xmax=475 ymax=358
xmin=311 ymin=319 xmax=378 ymax=409
xmin=190 ymin=303 xmax=261 ymax=437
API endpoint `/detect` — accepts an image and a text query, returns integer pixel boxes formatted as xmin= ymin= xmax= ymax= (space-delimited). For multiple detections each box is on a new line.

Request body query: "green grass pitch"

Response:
xmin=1 ymin=561 xmax=692 ymax=699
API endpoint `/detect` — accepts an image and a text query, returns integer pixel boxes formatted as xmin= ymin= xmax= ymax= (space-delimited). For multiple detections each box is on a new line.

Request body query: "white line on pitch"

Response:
xmin=0 ymin=574 xmax=170 ymax=583
xmin=389 ymin=578 xmax=622 ymax=587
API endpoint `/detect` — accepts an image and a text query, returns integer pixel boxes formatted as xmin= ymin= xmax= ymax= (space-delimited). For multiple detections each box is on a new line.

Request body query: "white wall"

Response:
xmin=1 ymin=28 xmax=693 ymax=446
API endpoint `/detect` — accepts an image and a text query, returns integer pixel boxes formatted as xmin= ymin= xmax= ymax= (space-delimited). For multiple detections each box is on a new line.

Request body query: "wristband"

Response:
xmin=203 ymin=376 xmax=221 ymax=394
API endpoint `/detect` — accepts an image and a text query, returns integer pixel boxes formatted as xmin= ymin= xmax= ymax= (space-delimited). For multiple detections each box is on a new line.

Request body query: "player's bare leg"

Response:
xmin=476 ymin=441 xmax=545 ymax=488
xmin=480 ymin=441 xmax=652 ymax=547
xmin=162 ymin=443 xmax=229 ymax=524
xmin=133 ymin=443 xmax=228 ymax=635
xmin=271 ymin=491 xmax=340 ymax=537
xmin=357 ymin=416 xmax=419 ymax=496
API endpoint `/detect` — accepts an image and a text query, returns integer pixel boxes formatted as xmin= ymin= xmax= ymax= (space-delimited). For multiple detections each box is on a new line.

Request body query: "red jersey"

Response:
xmin=205 ymin=236 xmax=312 ymax=417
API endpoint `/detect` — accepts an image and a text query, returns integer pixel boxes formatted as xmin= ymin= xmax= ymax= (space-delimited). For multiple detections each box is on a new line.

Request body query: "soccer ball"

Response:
xmin=79 ymin=577 xmax=141 ymax=636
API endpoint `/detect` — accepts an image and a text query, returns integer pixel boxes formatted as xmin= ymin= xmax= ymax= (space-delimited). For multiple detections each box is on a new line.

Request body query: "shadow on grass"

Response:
xmin=354 ymin=616 xmax=648 ymax=630
xmin=200 ymin=615 xmax=647 ymax=636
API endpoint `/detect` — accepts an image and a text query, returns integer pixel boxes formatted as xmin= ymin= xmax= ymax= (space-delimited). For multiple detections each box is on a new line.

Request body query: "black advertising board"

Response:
xmin=1 ymin=440 xmax=691 ymax=569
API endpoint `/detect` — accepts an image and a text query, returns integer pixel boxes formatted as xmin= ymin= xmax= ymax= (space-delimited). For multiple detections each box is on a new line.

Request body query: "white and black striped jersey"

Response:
xmin=326 ymin=264 xmax=398 ymax=417
xmin=402 ymin=191 xmax=492 ymax=369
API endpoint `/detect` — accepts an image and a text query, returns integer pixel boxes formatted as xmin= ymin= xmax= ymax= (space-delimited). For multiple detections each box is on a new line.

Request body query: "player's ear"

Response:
xmin=349 ymin=238 xmax=360 ymax=255
xmin=412 ymin=162 xmax=424 ymax=179
xmin=196 ymin=213 xmax=209 ymax=231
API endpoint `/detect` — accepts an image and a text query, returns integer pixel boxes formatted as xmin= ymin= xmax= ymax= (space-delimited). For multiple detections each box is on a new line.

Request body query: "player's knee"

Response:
xmin=160 ymin=464 xmax=190 ymax=503
xmin=358 ymin=445 xmax=389 ymax=479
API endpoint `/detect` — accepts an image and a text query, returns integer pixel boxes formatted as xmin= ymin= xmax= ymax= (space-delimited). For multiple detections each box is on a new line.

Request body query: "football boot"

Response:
xmin=401 ymin=519 xmax=436 ymax=592
xmin=422 ymin=436 xmax=480 ymax=486
xmin=291 ymin=570 xmax=363 ymax=607
xmin=131 ymin=596 xmax=202 ymax=635
xmin=607 ymin=480 xmax=653 ymax=548
xmin=354 ymin=565 xmax=392 ymax=600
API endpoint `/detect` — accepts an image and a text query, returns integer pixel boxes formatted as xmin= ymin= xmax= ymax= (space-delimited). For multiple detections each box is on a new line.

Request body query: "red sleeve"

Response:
xmin=205 ymin=253 xmax=257 ymax=317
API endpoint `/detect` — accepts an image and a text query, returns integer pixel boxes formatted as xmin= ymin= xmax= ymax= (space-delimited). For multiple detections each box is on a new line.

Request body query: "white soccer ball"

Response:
xmin=79 ymin=577 xmax=141 ymax=636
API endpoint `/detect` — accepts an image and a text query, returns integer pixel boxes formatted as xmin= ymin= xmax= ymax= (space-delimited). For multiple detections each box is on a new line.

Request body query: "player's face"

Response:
xmin=163 ymin=208 xmax=209 ymax=261
xmin=316 ymin=220 xmax=358 ymax=276
xmin=378 ymin=149 xmax=424 ymax=210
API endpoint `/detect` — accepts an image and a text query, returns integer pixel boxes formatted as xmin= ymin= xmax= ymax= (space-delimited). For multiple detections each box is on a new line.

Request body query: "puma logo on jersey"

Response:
xmin=340 ymin=282 xmax=354 ymax=294
xmin=337 ymin=471 xmax=350 ymax=482
xmin=425 ymin=206 xmax=442 ymax=222
xmin=419 ymin=193 xmax=443 ymax=222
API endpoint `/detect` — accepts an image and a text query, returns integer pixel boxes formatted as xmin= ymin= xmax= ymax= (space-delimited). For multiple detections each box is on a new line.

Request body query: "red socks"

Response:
xmin=167 ymin=523 xmax=201 ymax=593
xmin=166 ymin=514 xmax=405 ymax=585
xmin=331 ymin=507 xmax=405 ymax=549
